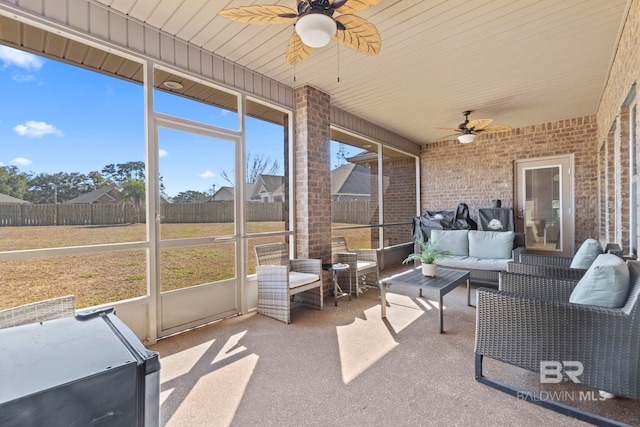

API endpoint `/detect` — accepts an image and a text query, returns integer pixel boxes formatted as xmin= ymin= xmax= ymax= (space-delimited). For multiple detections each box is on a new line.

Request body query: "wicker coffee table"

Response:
xmin=379 ymin=267 xmax=470 ymax=333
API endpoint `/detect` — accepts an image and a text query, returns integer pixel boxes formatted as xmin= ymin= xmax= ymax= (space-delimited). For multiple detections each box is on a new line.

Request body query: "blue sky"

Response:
xmin=0 ymin=45 xmax=349 ymax=198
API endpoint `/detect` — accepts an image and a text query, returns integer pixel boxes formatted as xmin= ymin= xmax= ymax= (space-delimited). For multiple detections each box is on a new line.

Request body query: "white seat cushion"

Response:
xmin=357 ymin=261 xmax=376 ymax=271
xmin=289 ymin=271 xmax=320 ymax=288
xmin=435 ymin=256 xmax=511 ymax=271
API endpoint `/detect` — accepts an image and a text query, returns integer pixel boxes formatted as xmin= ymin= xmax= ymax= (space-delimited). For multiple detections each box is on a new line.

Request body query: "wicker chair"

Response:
xmin=254 ymin=242 xmax=323 ymax=324
xmin=507 ymin=238 xmax=609 ymax=280
xmin=475 ymin=261 xmax=640 ymax=424
xmin=330 ymin=236 xmax=379 ymax=296
xmin=506 ymin=260 xmax=587 ymax=280
xmin=0 ymin=295 xmax=76 ymax=329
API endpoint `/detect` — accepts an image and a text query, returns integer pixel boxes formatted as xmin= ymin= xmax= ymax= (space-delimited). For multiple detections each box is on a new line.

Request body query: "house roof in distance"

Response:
xmin=0 ymin=193 xmax=30 ymax=204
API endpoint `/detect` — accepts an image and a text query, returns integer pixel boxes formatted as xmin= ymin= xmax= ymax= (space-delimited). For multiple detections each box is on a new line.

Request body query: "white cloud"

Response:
xmin=0 ymin=161 xmax=4 ymax=166
xmin=11 ymin=157 xmax=32 ymax=166
xmin=199 ymin=170 xmax=215 ymax=178
xmin=0 ymin=46 xmax=44 ymax=71
xmin=159 ymin=149 xmax=168 ymax=158
xmin=11 ymin=71 xmax=38 ymax=83
xmin=13 ymin=121 xmax=63 ymax=138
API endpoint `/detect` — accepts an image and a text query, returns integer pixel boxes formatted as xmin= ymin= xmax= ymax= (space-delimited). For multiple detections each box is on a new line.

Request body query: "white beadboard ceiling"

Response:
xmin=91 ymin=0 xmax=630 ymax=144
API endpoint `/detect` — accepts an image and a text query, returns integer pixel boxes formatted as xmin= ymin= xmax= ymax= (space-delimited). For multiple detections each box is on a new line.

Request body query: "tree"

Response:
xmin=0 ymin=166 xmax=29 ymax=199
xmin=173 ymin=190 xmax=209 ymax=203
xmin=102 ymin=161 xmax=145 ymax=183
xmin=119 ymin=177 xmax=145 ymax=223
xmin=88 ymin=170 xmax=111 ymax=189
xmin=26 ymin=172 xmax=93 ymax=203
xmin=221 ymin=152 xmax=280 ymax=186
xmin=335 ymin=143 xmax=350 ymax=168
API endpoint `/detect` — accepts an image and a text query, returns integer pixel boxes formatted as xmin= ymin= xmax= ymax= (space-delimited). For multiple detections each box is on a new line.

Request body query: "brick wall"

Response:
xmin=596 ymin=0 xmax=640 ymax=255
xmin=294 ymin=85 xmax=332 ymax=293
xmin=382 ymin=157 xmax=417 ymax=245
xmin=369 ymin=156 xmax=417 ymax=246
xmin=421 ymin=116 xmax=599 ymax=247
xmin=617 ymin=108 xmax=631 ymax=250
xmin=294 ymin=85 xmax=332 ymax=259
xmin=597 ymin=0 xmax=640 ymax=142
xmin=598 ymin=140 xmax=607 ymax=239
xmin=607 ymin=130 xmax=616 ymax=242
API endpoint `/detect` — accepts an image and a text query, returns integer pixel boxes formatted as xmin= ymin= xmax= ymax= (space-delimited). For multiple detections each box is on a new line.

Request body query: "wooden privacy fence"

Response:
xmin=0 ymin=200 xmax=372 ymax=226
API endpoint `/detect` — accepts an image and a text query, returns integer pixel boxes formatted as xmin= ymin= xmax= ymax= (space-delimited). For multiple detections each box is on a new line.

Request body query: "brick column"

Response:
xmin=294 ymin=85 xmax=332 ymax=279
xmin=607 ymin=130 xmax=616 ymax=242
xmin=616 ymin=108 xmax=630 ymax=252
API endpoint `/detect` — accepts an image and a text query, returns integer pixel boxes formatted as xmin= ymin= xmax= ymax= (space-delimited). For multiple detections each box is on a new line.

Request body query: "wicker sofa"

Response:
xmin=429 ymin=229 xmax=525 ymax=291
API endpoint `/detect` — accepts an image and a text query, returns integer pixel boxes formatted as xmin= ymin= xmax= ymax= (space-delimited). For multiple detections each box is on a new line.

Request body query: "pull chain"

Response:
xmin=337 ymin=43 xmax=340 ymax=83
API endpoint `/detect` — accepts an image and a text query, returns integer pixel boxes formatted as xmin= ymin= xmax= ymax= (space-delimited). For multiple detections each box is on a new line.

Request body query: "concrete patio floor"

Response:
xmin=150 ymin=267 xmax=640 ymax=427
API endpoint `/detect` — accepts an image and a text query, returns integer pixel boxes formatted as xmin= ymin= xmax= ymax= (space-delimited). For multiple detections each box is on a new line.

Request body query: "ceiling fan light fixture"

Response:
xmin=295 ymin=13 xmax=337 ymax=48
xmin=457 ymin=133 xmax=476 ymax=144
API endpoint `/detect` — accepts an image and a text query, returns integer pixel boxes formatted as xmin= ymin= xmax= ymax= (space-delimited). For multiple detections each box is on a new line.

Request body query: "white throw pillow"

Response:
xmin=569 ymin=254 xmax=630 ymax=308
xmin=570 ymin=239 xmax=603 ymax=269
xmin=468 ymin=230 xmax=514 ymax=259
xmin=430 ymin=229 xmax=469 ymax=256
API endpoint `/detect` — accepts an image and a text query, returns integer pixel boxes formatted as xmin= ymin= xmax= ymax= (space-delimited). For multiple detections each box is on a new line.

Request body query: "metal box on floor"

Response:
xmin=0 ymin=308 xmax=160 ymax=427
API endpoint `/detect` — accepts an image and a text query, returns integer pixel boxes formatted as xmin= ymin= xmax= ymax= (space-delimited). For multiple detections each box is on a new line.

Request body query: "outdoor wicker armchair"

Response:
xmin=254 ymin=242 xmax=323 ymax=324
xmin=518 ymin=252 xmax=574 ymax=267
xmin=0 ymin=295 xmax=76 ymax=329
xmin=330 ymin=236 xmax=379 ymax=296
xmin=506 ymin=261 xmax=587 ymax=280
xmin=508 ymin=237 xmax=606 ymax=280
xmin=475 ymin=261 xmax=640 ymax=424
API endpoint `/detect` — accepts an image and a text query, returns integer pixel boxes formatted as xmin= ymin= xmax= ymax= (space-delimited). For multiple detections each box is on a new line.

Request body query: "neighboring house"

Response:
xmin=199 ymin=175 xmax=286 ymax=202
xmin=195 ymin=166 xmax=371 ymax=203
xmin=0 ymin=193 xmax=30 ymax=204
xmin=331 ymin=163 xmax=371 ymax=202
xmin=247 ymin=168 xmax=372 ymax=202
xmin=68 ymin=184 xmax=171 ymax=204
xmin=68 ymin=184 xmax=120 ymax=204
xmin=198 ymin=186 xmax=235 ymax=202
xmin=249 ymin=175 xmax=285 ymax=202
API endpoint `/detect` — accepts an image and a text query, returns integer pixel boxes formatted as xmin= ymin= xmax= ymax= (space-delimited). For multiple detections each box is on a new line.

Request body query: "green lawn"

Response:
xmin=0 ymin=223 xmax=371 ymax=309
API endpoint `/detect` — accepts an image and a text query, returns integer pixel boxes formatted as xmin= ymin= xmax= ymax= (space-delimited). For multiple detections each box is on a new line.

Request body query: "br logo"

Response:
xmin=540 ymin=361 xmax=584 ymax=383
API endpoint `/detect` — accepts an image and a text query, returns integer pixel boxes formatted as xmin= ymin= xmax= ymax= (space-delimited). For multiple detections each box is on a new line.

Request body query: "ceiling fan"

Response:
xmin=219 ymin=0 xmax=382 ymax=65
xmin=436 ymin=111 xmax=512 ymax=143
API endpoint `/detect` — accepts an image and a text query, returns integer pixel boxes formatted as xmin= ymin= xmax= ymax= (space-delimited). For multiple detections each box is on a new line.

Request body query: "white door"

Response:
xmin=515 ymin=155 xmax=574 ymax=257
xmin=156 ymin=123 xmax=241 ymax=337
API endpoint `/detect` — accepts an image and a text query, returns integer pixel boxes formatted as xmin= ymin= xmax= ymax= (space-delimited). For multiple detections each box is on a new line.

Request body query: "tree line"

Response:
xmin=0 ymin=161 xmax=150 ymax=204
xmin=0 ymin=152 xmax=281 ymax=204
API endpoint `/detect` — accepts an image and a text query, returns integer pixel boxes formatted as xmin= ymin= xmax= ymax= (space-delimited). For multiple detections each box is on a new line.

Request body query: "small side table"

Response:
xmin=322 ymin=263 xmax=352 ymax=306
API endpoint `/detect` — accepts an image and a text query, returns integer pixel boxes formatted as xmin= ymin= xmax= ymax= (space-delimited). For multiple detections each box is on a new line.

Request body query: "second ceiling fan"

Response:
xmin=219 ymin=0 xmax=382 ymax=65
xmin=436 ymin=111 xmax=512 ymax=143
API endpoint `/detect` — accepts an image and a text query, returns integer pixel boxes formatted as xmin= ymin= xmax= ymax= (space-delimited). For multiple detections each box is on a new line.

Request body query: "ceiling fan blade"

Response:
xmin=466 ymin=118 xmax=493 ymax=130
xmin=435 ymin=127 xmax=461 ymax=132
xmin=334 ymin=15 xmax=381 ymax=56
xmin=335 ymin=0 xmax=383 ymax=14
xmin=286 ymin=32 xmax=315 ymax=65
xmin=219 ymin=5 xmax=297 ymax=24
xmin=479 ymin=124 xmax=512 ymax=133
